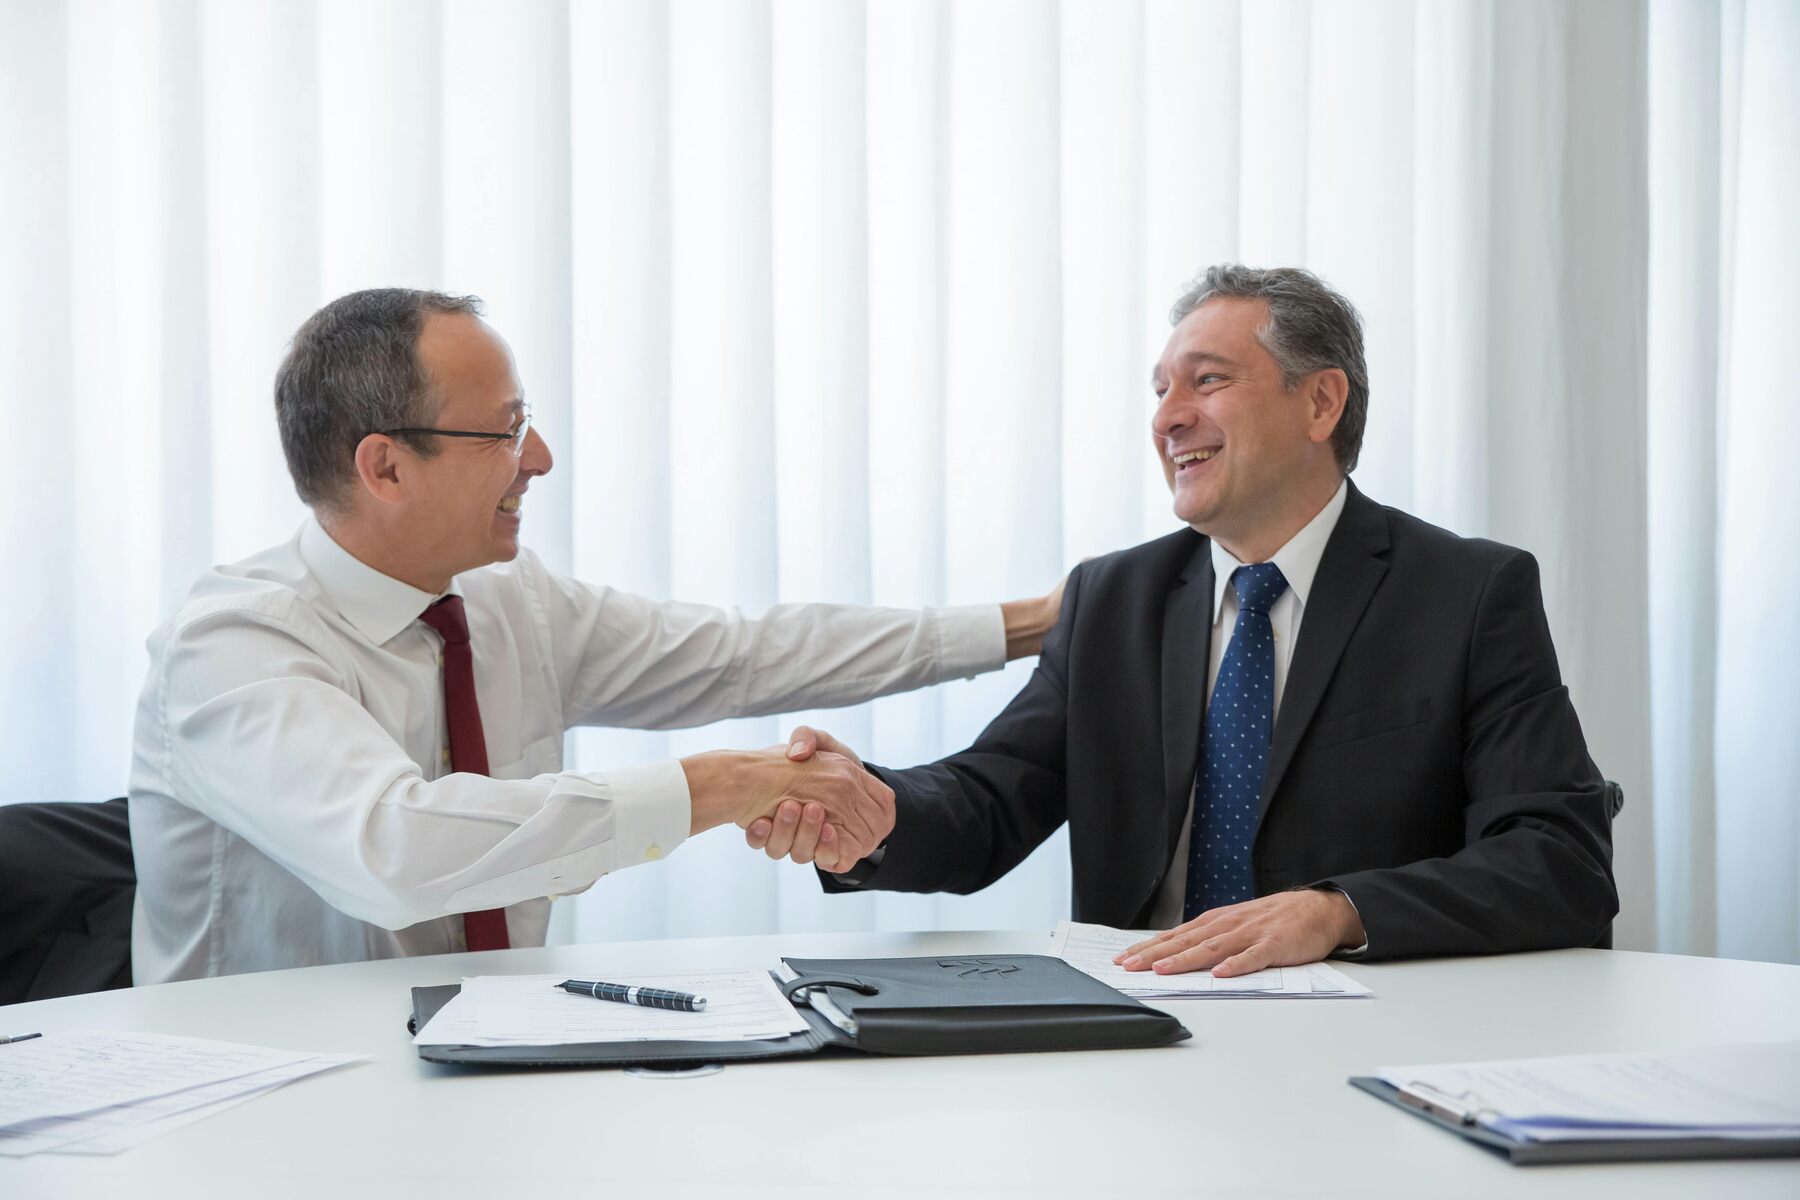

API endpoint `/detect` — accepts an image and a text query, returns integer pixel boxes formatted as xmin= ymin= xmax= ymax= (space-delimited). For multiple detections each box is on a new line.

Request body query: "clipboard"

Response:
xmin=409 ymin=954 xmax=1191 ymax=1070
xmin=1349 ymin=1077 xmax=1800 ymax=1165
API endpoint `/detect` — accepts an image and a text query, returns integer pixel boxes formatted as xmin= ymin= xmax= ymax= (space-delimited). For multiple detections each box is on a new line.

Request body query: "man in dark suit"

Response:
xmin=749 ymin=264 xmax=1617 ymax=974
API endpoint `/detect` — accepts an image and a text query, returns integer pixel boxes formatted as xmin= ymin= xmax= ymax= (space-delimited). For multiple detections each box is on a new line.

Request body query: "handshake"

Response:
xmin=679 ymin=726 xmax=881 ymax=874
xmin=674 ymin=577 xmax=1073 ymax=873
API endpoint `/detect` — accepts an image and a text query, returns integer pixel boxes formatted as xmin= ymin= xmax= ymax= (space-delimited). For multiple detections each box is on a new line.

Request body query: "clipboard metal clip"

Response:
xmin=1397 ymin=1080 xmax=1495 ymax=1127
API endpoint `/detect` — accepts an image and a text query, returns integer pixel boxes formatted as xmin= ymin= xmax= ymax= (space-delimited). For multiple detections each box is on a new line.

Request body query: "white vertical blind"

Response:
xmin=1060 ymin=0 xmax=1148 ymax=561
xmin=198 ymin=0 xmax=319 ymax=563
xmin=1708 ymin=0 xmax=1800 ymax=963
xmin=1411 ymin=0 xmax=1493 ymax=535
xmin=2 ymin=0 xmax=1795 ymax=962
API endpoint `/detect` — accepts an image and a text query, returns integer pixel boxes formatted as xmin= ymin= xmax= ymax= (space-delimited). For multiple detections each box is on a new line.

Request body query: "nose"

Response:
xmin=1151 ymin=387 xmax=1192 ymax=443
xmin=520 ymin=424 xmax=553 ymax=477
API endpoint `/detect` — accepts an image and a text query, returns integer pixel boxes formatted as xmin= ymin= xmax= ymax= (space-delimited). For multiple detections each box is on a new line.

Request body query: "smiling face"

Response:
xmin=402 ymin=312 xmax=552 ymax=580
xmin=1151 ymin=297 xmax=1344 ymax=559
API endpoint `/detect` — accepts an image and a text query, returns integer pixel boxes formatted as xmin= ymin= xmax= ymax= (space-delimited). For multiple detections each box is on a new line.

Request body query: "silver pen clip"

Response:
xmin=1397 ymin=1080 xmax=1490 ymax=1126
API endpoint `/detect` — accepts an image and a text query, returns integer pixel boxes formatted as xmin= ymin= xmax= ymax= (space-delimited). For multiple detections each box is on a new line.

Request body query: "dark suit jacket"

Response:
xmin=835 ymin=483 xmax=1618 ymax=959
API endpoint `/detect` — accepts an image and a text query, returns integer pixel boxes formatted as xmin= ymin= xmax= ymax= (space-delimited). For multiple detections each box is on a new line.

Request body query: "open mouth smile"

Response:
xmin=1172 ymin=447 xmax=1221 ymax=475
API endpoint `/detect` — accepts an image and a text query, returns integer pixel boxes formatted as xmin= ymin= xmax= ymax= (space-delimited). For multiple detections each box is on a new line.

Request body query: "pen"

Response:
xmin=555 ymin=979 xmax=707 ymax=1012
xmin=0 ymin=1033 xmax=43 ymax=1045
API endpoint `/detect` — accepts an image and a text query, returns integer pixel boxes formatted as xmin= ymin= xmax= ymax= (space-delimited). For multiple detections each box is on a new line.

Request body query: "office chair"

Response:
xmin=0 ymin=796 xmax=135 ymax=1003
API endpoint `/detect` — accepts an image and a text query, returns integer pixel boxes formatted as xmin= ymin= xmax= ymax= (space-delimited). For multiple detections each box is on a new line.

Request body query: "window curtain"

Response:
xmin=2 ymin=0 xmax=1793 ymax=962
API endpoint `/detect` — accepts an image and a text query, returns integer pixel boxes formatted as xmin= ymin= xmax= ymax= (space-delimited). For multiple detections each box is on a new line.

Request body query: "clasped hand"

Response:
xmin=741 ymin=726 xmax=873 ymax=873
xmin=684 ymin=732 xmax=891 ymax=873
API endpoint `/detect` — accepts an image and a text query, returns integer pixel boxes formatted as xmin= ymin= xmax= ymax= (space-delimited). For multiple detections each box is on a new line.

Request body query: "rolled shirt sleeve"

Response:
xmin=933 ymin=603 xmax=1008 ymax=680
xmin=445 ymin=760 xmax=692 ymax=915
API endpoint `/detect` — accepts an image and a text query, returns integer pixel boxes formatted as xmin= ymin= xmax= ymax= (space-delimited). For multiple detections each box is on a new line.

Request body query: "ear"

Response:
xmin=353 ymin=434 xmax=409 ymax=507
xmin=1306 ymin=368 xmax=1349 ymax=447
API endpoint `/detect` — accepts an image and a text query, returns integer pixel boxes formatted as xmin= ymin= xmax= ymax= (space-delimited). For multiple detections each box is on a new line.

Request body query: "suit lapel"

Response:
xmin=1160 ymin=538 xmax=1214 ymax=851
xmin=1258 ymin=483 xmax=1391 ymax=819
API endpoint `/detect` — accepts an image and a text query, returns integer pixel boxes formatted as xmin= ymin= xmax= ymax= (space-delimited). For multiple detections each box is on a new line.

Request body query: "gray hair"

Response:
xmin=1169 ymin=264 xmax=1368 ymax=474
xmin=274 ymin=288 xmax=485 ymax=510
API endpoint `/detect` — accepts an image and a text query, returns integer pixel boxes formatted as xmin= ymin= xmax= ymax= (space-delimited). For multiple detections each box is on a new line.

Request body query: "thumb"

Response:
xmin=786 ymin=725 xmax=821 ymax=761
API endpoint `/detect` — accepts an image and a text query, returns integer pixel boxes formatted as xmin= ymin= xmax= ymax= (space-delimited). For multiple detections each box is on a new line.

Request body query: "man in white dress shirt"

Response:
xmin=128 ymin=289 xmax=1061 ymax=983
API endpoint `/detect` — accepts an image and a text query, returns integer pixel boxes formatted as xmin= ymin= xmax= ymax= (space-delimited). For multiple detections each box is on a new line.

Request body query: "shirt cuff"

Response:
xmin=1318 ymin=885 xmax=1369 ymax=958
xmin=601 ymin=759 xmax=692 ymax=866
xmin=828 ymin=843 xmax=887 ymax=887
xmin=935 ymin=604 xmax=1007 ymax=680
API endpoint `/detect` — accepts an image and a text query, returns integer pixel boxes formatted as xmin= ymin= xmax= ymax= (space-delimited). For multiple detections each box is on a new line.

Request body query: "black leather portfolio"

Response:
xmin=409 ymin=954 xmax=1190 ymax=1069
xmin=1349 ymin=1077 xmax=1800 ymax=1165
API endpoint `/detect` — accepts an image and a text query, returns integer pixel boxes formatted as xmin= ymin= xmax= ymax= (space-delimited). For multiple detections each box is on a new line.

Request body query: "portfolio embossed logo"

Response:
xmin=935 ymin=959 xmax=1020 ymax=977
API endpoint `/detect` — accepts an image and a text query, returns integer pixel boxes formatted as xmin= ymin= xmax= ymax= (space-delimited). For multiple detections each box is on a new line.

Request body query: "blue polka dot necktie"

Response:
xmin=1184 ymin=562 xmax=1289 ymax=921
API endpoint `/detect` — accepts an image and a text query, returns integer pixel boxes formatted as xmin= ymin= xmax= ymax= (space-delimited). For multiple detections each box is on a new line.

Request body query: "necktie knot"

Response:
xmin=1231 ymin=562 xmax=1288 ymax=615
xmin=420 ymin=595 xmax=470 ymax=646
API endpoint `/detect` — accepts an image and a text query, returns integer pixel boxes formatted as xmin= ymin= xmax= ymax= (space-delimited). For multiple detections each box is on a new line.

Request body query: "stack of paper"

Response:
xmin=0 ymin=1031 xmax=362 ymax=1157
xmin=1052 ymin=920 xmax=1372 ymax=999
xmin=411 ymin=971 xmax=811 ymax=1047
xmin=1377 ymin=1042 xmax=1800 ymax=1143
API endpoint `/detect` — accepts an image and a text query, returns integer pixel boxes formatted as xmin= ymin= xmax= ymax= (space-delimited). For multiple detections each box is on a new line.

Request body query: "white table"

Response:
xmin=4 ymin=931 xmax=1798 ymax=1199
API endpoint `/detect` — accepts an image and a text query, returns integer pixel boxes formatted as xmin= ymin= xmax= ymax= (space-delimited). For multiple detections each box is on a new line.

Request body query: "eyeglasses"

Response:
xmin=382 ymin=405 xmax=534 ymax=457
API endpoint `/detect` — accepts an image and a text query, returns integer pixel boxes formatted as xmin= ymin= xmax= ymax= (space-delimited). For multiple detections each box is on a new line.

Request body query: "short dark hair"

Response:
xmin=1170 ymin=264 xmax=1369 ymax=474
xmin=274 ymin=288 xmax=484 ymax=509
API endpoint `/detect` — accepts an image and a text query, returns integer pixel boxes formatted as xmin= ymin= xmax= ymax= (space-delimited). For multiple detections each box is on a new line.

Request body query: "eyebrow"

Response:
xmin=1151 ymin=351 xmax=1241 ymax=386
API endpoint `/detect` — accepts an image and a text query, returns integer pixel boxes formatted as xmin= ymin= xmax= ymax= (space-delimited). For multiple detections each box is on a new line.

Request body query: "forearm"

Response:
xmin=821 ymin=754 xmax=1068 ymax=895
xmin=680 ymin=749 xmax=756 ymax=835
xmin=209 ymin=762 xmax=689 ymax=930
xmin=1320 ymin=822 xmax=1616 ymax=960
xmin=1001 ymin=595 xmax=1060 ymax=660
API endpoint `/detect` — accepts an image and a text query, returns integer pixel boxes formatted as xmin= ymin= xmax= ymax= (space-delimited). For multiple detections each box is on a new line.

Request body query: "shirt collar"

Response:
xmin=299 ymin=516 xmax=458 ymax=646
xmin=1208 ymin=478 xmax=1350 ymax=622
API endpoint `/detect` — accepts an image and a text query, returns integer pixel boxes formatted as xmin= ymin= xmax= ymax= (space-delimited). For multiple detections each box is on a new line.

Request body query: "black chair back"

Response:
xmin=1590 ymin=780 xmax=1625 ymax=950
xmin=0 ymin=797 xmax=135 ymax=1003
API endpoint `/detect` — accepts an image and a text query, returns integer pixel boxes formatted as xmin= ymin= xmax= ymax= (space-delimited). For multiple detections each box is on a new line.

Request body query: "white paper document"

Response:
xmin=0 ymin=1032 xmax=363 ymax=1157
xmin=1377 ymin=1041 xmax=1800 ymax=1142
xmin=1052 ymin=920 xmax=1372 ymax=999
xmin=50 ymin=1073 xmax=296 ymax=1155
xmin=412 ymin=970 xmax=811 ymax=1047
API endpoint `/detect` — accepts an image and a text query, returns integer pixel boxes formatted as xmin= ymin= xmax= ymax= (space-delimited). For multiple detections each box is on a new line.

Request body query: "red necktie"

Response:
xmin=420 ymin=595 xmax=511 ymax=952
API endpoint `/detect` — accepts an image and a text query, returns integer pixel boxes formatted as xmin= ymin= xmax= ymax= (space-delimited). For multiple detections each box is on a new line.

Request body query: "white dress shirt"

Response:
xmin=129 ymin=518 xmax=1005 ymax=983
xmin=1148 ymin=480 xmax=1349 ymax=930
